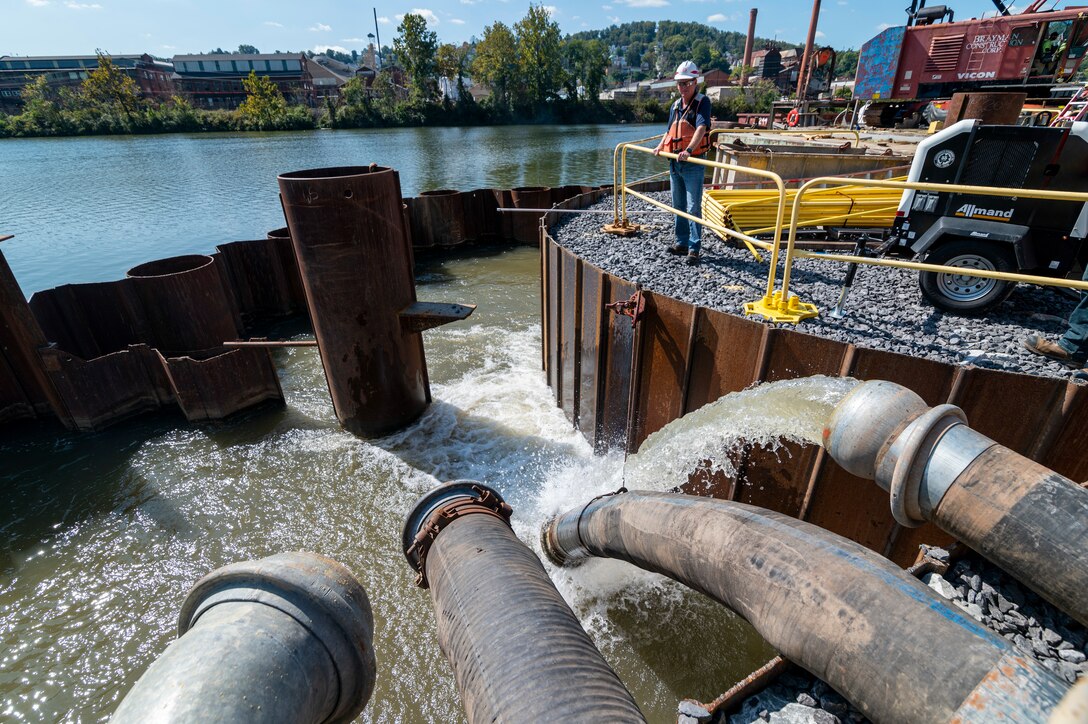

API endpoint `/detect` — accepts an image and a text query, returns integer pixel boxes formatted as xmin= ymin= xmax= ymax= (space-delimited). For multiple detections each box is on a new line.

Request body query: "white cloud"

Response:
xmin=310 ymin=22 xmax=332 ymax=32
xmin=26 ymin=0 xmax=49 ymax=7
xmin=450 ymin=17 xmax=466 ymax=24
xmin=608 ymin=14 xmax=620 ymax=22
xmin=461 ymin=0 xmax=479 ymax=4
xmin=815 ymin=30 xmax=826 ymax=38
xmin=614 ymin=0 xmax=669 ymax=7
xmin=707 ymin=12 xmax=727 ymax=22
xmin=341 ymin=37 xmax=368 ymax=42
xmin=378 ymin=16 xmax=391 ymax=23
xmin=876 ymin=22 xmax=894 ymax=31
xmin=602 ymin=4 xmax=612 ymax=8
xmin=65 ymin=2 xmax=102 ymax=8
xmin=412 ymin=8 xmax=440 ymax=24
xmin=543 ymin=5 xmax=557 ymax=15
xmin=314 ymin=45 xmax=350 ymax=55
xmin=161 ymin=44 xmax=176 ymax=50
xmin=264 ymin=21 xmax=283 ymax=27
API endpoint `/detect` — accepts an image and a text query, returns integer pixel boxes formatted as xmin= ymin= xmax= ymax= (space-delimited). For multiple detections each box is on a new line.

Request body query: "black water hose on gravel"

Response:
xmin=403 ymin=481 xmax=645 ymax=724
xmin=542 ymin=491 xmax=1069 ymax=723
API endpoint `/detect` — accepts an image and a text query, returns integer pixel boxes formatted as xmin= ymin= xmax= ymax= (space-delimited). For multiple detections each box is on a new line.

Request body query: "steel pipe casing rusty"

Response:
xmin=403 ymin=482 xmax=645 ymax=723
xmin=825 ymin=379 xmax=1088 ymax=627
xmin=278 ymin=166 xmax=428 ymax=437
xmin=543 ymin=491 xmax=1068 ymax=723
xmin=112 ymin=552 xmax=376 ymax=723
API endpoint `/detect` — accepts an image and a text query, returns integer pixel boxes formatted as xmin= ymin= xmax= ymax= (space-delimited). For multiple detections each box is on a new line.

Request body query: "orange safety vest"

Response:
xmin=665 ymin=94 xmax=710 ymax=156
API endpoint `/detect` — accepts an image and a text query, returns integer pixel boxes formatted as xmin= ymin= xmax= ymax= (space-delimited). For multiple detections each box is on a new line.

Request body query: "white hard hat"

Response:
xmin=674 ymin=61 xmax=700 ymax=81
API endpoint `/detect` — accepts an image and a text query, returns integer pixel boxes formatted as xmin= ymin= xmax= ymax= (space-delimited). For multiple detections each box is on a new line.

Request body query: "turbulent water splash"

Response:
xmin=623 ymin=375 xmax=860 ymax=493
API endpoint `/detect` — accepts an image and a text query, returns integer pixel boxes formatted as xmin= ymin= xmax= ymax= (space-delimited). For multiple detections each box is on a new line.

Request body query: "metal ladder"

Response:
xmin=1050 ymin=83 xmax=1088 ymax=126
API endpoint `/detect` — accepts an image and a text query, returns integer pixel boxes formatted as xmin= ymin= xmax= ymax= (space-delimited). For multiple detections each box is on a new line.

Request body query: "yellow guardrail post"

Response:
xmin=765 ymin=176 xmax=1088 ymax=324
xmin=603 ymin=134 xmax=664 ymax=236
xmin=620 ymin=142 xmax=788 ymax=265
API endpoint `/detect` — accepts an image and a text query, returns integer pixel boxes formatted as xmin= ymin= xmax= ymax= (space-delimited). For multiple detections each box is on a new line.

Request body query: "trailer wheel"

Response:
xmin=919 ymin=240 xmax=1017 ymax=314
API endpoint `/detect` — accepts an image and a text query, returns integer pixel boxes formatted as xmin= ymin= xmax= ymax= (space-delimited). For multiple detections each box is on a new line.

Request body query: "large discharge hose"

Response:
xmin=403 ymin=481 xmax=645 ymax=723
xmin=542 ymin=491 xmax=1069 ymax=723
xmin=823 ymin=379 xmax=1088 ymax=627
xmin=112 ymin=552 xmax=376 ymax=723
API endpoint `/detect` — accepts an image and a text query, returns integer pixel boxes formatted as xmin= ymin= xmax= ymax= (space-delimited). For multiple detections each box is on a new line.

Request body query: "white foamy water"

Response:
xmin=0 ymin=248 xmax=857 ymax=723
xmin=624 ymin=375 xmax=860 ymax=493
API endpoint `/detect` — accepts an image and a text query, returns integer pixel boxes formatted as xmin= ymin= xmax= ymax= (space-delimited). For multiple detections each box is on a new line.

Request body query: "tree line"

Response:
xmin=1 ymin=9 xmax=803 ymax=138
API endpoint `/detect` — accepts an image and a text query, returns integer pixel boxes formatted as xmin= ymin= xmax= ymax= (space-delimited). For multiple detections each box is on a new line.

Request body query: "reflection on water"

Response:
xmin=0 ymin=247 xmax=779 ymax=723
xmin=0 ymin=124 xmax=660 ymax=294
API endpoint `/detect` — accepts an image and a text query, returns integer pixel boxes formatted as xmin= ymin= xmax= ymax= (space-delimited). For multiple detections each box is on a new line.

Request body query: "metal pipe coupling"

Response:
xmin=402 ymin=480 xmax=513 ymax=588
xmin=823 ymin=380 xmax=995 ymax=527
xmin=112 ymin=551 xmax=376 ymax=723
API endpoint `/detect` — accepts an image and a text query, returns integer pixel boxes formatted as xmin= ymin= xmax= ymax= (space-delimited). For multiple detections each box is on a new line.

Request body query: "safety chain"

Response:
xmin=406 ymin=485 xmax=513 ymax=589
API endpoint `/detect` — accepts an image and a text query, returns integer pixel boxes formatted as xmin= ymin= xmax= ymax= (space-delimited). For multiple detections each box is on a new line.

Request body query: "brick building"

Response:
xmin=170 ymin=53 xmax=313 ymax=109
xmin=0 ymin=54 xmax=173 ymax=114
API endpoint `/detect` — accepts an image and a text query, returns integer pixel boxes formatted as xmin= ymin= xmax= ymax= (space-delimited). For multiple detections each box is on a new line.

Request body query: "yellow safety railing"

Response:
xmin=752 ymin=176 xmax=1088 ymax=323
xmin=615 ymin=139 xmax=797 ymax=274
xmin=708 ymin=127 xmax=862 ymax=148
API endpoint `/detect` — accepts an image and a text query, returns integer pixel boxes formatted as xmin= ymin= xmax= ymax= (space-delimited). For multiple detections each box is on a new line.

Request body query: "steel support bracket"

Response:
xmin=399 ymin=302 xmax=477 ymax=333
xmin=605 ymin=290 xmax=646 ymax=327
xmin=601 ymin=220 xmax=642 ymax=236
xmin=744 ymin=291 xmax=819 ymax=324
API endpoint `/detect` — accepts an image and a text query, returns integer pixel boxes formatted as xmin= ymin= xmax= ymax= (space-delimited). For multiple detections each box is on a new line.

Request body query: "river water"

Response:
xmin=0 ymin=125 xmax=838 ymax=722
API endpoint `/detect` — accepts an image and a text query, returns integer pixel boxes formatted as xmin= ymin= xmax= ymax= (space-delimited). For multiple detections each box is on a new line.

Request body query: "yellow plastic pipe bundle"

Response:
xmin=703 ymin=181 xmax=904 ymax=237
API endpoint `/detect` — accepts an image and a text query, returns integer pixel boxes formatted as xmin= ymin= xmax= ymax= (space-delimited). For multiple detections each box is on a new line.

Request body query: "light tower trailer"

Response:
xmin=888 ymin=119 xmax=1088 ymax=313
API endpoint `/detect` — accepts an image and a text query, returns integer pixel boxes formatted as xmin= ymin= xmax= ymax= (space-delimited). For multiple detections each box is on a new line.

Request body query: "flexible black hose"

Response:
xmin=824 ymin=379 xmax=1088 ymax=626
xmin=543 ymin=491 xmax=1068 ymax=723
xmin=405 ymin=482 xmax=645 ymax=723
xmin=112 ymin=552 xmax=376 ymax=723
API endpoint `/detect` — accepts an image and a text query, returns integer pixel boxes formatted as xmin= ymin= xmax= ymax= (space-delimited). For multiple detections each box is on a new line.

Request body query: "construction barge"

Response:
xmin=4 ymin=126 xmax=1088 ymax=722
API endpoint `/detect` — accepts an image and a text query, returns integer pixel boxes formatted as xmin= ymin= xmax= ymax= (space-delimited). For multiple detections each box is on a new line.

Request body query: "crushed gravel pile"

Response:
xmin=552 ymin=192 xmax=1083 ymax=381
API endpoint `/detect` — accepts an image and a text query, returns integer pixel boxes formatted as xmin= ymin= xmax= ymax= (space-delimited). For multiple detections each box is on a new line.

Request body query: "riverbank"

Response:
xmin=0 ymin=97 xmax=672 ymax=139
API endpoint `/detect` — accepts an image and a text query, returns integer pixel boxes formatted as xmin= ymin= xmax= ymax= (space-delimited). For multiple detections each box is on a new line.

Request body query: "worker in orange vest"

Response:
xmin=654 ymin=61 xmax=712 ymax=265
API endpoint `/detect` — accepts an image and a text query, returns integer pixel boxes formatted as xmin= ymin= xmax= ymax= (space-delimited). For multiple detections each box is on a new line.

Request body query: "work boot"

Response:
xmin=685 ymin=251 xmax=701 ymax=266
xmin=1074 ymin=368 xmax=1088 ymax=384
xmin=668 ymin=244 xmax=687 ymax=255
xmin=1022 ymin=334 xmax=1079 ymax=367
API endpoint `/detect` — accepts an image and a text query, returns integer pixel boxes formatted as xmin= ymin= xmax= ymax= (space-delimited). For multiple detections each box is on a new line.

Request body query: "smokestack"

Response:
xmin=741 ymin=8 xmax=757 ymax=87
xmin=796 ymin=0 xmax=822 ymax=101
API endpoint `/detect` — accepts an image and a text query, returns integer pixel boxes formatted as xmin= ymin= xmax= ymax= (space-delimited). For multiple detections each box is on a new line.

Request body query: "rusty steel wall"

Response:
xmin=216 ymin=238 xmax=306 ymax=321
xmin=160 ymin=348 xmax=283 ymax=422
xmin=0 ymin=249 xmax=67 ymax=425
xmin=542 ymin=194 xmax=1088 ymax=567
xmin=409 ymin=190 xmax=468 ymax=248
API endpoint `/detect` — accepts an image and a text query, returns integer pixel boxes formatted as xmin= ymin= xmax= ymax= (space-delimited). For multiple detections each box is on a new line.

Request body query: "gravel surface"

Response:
xmin=553 ymin=192 xmax=1084 ymax=381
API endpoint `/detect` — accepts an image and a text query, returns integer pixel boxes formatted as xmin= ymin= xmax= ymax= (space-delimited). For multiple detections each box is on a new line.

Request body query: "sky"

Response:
xmin=0 ymin=0 xmax=1074 ymax=58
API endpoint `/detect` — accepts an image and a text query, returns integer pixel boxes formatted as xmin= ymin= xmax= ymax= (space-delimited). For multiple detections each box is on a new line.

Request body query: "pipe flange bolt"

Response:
xmin=402 ymin=480 xmax=512 ymax=589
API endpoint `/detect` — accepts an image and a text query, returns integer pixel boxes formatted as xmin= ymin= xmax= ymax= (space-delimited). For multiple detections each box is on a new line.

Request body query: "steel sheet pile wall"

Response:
xmin=216 ymin=235 xmax=306 ymax=321
xmin=21 ymin=252 xmax=282 ymax=431
xmin=542 ymin=194 xmax=1088 ymax=567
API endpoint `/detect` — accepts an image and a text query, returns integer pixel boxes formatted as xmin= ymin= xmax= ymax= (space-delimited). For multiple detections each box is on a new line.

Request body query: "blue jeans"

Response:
xmin=1059 ymin=263 xmax=1088 ymax=362
xmin=670 ymin=159 xmax=705 ymax=254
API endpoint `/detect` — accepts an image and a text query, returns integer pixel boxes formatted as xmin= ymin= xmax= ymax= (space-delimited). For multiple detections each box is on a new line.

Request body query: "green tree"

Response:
xmin=436 ymin=42 xmax=470 ymax=101
xmin=341 ymin=76 xmax=370 ymax=107
xmin=81 ymin=51 xmax=142 ymax=125
xmin=563 ymin=38 xmax=610 ymax=100
xmin=18 ymin=75 xmax=64 ymax=133
xmin=394 ymin=13 xmax=439 ymax=100
xmin=514 ymin=5 xmax=564 ymax=109
xmin=472 ymin=22 xmax=519 ymax=109
xmin=237 ymin=44 xmax=260 ymax=55
xmin=237 ymin=70 xmax=288 ymax=129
